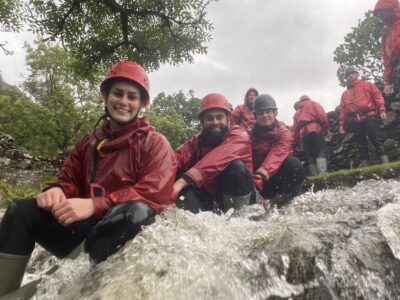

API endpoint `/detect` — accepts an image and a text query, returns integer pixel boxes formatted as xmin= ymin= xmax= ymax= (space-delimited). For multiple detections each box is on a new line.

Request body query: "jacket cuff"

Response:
xmin=185 ymin=168 xmax=204 ymax=188
xmin=256 ymin=168 xmax=269 ymax=181
xmin=92 ymin=197 xmax=113 ymax=220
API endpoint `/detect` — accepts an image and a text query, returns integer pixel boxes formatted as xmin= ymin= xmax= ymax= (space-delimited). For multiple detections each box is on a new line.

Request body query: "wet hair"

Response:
xmin=102 ymin=77 xmax=145 ymax=101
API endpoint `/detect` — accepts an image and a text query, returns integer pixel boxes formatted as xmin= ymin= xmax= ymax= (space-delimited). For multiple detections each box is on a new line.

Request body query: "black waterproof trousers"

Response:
xmin=176 ymin=160 xmax=255 ymax=212
xmin=350 ymin=116 xmax=386 ymax=160
xmin=302 ymin=132 xmax=326 ymax=164
xmin=0 ymin=198 xmax=155 ymax=263
xmin=261 ymin=156 xmax=305 ymax=201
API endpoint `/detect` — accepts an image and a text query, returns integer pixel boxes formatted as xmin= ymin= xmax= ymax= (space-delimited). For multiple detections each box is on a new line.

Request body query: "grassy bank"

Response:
xmin=303 ymin=161 xmax=400 ymax=192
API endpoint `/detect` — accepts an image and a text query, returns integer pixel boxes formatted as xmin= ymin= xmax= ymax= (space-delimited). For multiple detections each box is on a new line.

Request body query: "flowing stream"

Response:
xmin=14 ymin=179 xmax=400 ymax=299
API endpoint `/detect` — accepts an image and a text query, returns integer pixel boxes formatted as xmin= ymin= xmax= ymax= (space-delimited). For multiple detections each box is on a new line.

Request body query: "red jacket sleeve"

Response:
xmin=339 ymin=93 xmax=347 ymax=128
xmin=256 ymin=125 xmax=293 ymax=178
xmin=92 ymin=133 xmax=177 ymax=219
xmin=184 ymin=127 xmax=252 ymax=189
xmin=368 ymin=82 xmax=386 ymax=113
xmin=44 ymin=136 xmax=88 ymax=198
xmin=313 ymin=102 xmax=329 ymax=133
xmin=175 ymin=136 xmax=197 ymax=173
xmin=382 ymin=34 xmax=393 ymax=86
xmin=292 ymin=112 xmax=301 ymax=144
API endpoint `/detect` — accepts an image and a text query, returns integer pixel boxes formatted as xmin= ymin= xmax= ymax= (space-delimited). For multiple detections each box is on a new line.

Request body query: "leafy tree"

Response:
xmin=146 ymin=109 xmax=188 ymax=149
xmin=21 ymin=42 xmax=104 ymax=155
xmin=334 ymin=11 xmax=384 ymax=87
xmin=151 ymin=90 xmax=201 ymax=136
xmin=0 ymin=42 xmax=103 ymax=156
xmin=0 ymin=0 xmax=214 ymax=77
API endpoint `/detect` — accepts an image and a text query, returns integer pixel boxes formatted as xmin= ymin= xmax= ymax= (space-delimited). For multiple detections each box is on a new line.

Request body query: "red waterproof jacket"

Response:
xmin=252 ymin=121 xmax=294 ymax=179
xmin=175 ymin=125 xmax=253 ymax=195
xmin=339 ymin=80 xmax=386 ymax=128
xmin=375 ymin=0 xmax=400 ymax=85
xmin=230 ymin=88 xmax=258 ymax=132
xmin=45 ymin=118 xmax=177 ymax=220
xmin=292 ymin=98 xmax=329 ymax=144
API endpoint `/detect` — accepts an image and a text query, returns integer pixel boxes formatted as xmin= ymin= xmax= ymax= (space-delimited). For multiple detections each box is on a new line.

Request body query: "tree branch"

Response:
xmin=0 ymin=42 xmax=14 ymax=55
xmin=43 ymin=0 xmax=88 ymax=42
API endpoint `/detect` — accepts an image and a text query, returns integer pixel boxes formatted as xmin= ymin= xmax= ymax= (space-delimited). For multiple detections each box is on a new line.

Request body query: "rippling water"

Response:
xmin=15 ymin=179 xmax=400 ymax=299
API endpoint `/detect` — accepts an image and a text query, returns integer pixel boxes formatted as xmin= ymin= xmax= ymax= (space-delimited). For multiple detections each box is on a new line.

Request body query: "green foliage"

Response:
xmin=151 ymin=90 xmax=201 ymax=137
xmin=0 ymin=0 xmax=23 ymax=32
xmin=0 ymin=42 xmax=103 ymax=156
xmin=0 ymin=180 xmax=41 ymax=206
xmin=0 ymin=0 xmax=214 ymax=76
xmin=334 ymin=11 xmax=384 ymax=87
xmin=146 ymin=108 xmax=188 ymax=149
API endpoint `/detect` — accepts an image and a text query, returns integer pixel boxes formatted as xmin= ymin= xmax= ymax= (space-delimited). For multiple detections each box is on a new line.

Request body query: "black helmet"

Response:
xmin=254 ymin=94 xmax=277 ymax=113
xmin=344 ymin=66 xmax=359 ymax=77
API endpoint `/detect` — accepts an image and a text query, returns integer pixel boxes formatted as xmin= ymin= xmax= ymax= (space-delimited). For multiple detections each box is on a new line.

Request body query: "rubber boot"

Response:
xmin=221 ymin=192 xmax=252 ymax=212
xmin=308 ymin=163 xmax=318 ymax=176
xmin=175 ymin=189 xmax=204 ymax=213
xmin=316 ymin=157 xmax=328 ymax=174
xmin=0 ymin=252 xmax=30 ymax=296
xmin=358 ymin=160 xmax=370 ymax=168
xmin=380 ymin=155 xmax=389 ymax=164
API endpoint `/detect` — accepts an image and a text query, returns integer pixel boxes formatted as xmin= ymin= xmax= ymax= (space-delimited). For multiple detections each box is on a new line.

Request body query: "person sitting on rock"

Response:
xmin=0 ymin=61 xmax=177 ymax=297
xmin=339 ymin=66 xmax=389 ymax=167
xmin=172 ymin=93 xmax=256 ymax=213
xmin=251 ymin=94 xmax=305 ymax=207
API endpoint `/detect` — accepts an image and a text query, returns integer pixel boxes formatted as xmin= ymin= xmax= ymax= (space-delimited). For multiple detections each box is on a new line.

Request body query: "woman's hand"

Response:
xmin=52 ymin=198 xmax=95 ymax=226
xmin=36 ymin=187 xmax=66 ymax=211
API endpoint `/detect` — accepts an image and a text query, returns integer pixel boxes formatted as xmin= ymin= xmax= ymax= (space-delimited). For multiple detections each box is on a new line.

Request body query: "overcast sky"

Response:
xmin=0 ymin=0 xmax=379 ymax=124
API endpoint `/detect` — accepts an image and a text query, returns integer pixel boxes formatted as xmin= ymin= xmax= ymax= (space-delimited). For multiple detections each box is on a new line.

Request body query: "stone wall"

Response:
xmin=0 ymin=132 xmax=60 ymax=187
xmin=325 ymin=97 xmax=400 ymax=171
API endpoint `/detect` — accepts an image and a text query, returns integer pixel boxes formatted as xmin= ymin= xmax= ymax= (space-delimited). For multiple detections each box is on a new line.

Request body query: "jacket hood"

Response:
xmin=374 ymin=0 xmax=400 ymax=18
xmin=244 ymin=88 xmax=259 ymax=105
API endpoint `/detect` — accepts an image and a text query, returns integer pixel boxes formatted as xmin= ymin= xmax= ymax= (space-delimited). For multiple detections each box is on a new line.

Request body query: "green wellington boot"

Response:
xmin=222 ymin=192 xmax=252 ymax=212
xmin=316 ymin=157 xmax=328 ymax=174
xmin=0 ymin=252 xmax=30 ymax=297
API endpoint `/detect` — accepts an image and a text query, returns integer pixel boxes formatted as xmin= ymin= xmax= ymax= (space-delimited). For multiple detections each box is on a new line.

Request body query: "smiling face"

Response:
xmin=105 ymin=80 xmax=142 ymax=129
xmin=255 ymin=108 xmax=278 ymax=127
xmin=201 ymin=109 xmax=229 ymax=136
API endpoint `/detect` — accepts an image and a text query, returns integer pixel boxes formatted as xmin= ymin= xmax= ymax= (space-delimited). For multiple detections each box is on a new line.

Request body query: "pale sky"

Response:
xmin=0 ymin=0 xmax=379 ymax=124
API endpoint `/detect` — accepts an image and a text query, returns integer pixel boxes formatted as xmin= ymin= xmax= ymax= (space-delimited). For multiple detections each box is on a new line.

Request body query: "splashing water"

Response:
xmin=17 ymin=179 xmax=400 ymax=299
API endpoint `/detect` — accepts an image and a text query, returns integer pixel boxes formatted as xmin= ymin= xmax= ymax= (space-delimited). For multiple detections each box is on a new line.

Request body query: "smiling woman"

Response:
xmin=105 ymin=81 xmax=143 ymax=129
xmin=0 ymin=61 xmax=178 ymax=297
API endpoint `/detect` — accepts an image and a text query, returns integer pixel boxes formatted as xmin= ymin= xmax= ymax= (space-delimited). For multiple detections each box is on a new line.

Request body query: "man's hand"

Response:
xmin=380 ymin=112 xmax=387 ymax=121
xmin=171 ymin=178 xmax=189 ymax=200
xmin=52 ymin=198 xmax=95 ymax=226
xmin=36 ymin=187 xmax=66 ymax=211
xmin=253 ymin=175 xmax=264 ymax=192
xmin=384 ymin=84 xmax=394 ymax=96
xmin=339 ymin=126 xmax=345 ymax=135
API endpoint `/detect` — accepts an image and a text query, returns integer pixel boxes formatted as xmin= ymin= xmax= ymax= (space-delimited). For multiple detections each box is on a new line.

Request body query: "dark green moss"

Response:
xmin=303 ymin=161 xmax=400 ymax=192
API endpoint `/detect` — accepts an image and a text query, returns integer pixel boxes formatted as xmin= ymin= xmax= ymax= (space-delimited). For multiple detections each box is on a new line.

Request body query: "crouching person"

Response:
xmin=252 ymin=94 xmax=306 ymax=207
xmin=0 ymin=61 xmax=177 ymax=297
xmin=173 ymin=93 xmax=255 ymax=213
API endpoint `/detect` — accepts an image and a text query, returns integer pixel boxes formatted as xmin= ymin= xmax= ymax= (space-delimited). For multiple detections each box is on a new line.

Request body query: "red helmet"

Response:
xmin=299 ymin=95 xmax=311 ymax=101
xmin=199 ymin=93 xmax=232 ymax=117
xmin=100 ymin=61 xmax=150 ymax=107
